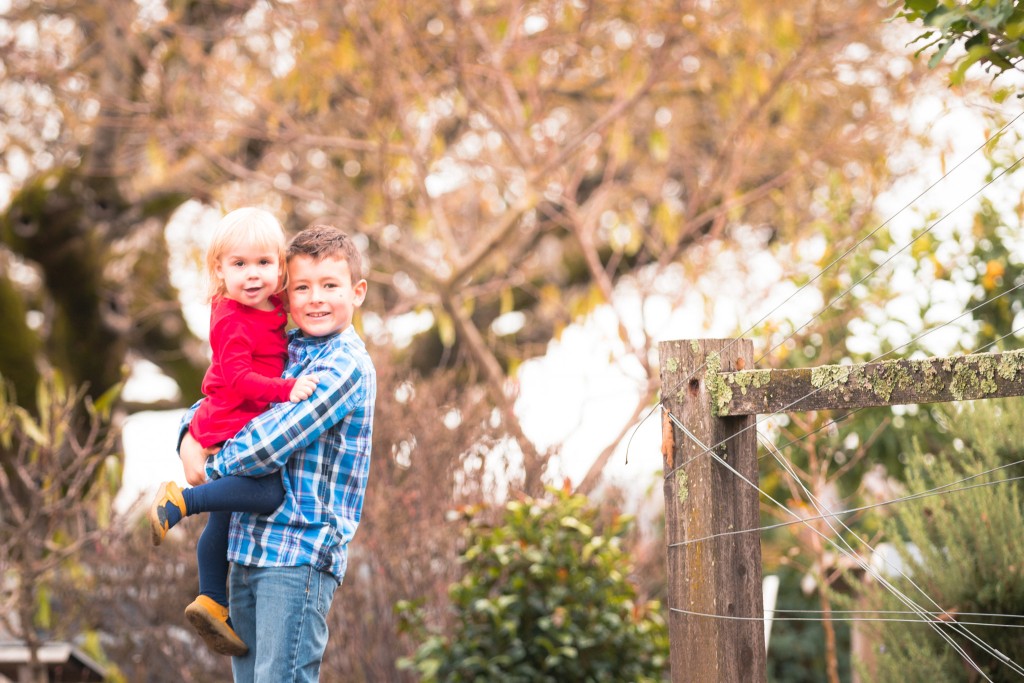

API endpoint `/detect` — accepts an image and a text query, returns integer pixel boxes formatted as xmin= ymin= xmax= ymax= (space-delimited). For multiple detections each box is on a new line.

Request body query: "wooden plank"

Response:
xmin=710 ymin=349 xmax=1024 ymax=416
xmin=660 ymin=339 xmax=767 ymax=682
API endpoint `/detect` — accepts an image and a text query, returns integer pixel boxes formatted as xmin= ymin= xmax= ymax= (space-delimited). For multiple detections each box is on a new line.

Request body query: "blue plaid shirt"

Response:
xmin=179 ymin=326 xmax=376 ymax=582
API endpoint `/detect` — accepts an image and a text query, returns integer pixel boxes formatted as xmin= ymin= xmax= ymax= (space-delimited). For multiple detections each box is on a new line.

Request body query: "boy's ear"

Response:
xmin=354 ymin=279 xmax=367 ymax=306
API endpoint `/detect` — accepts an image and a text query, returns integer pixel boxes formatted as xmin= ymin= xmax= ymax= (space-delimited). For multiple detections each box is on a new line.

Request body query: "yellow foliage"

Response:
xmin=570 ymin=285 xmax=607 ymax=319
xmin=145 ymin=138 xmax=168 ymax=183
xmin=610 ymin=121 xmax=632 ymax=163
xmin=655 ymin=202 xmax=679 ymax=245
xmin=982 ymin=259 xmax=1005 ymax=290
xmin=500 ymin=287 xmax=515 ymax=316
xmin=539 ymin=284 xmax=563 ymax=310
xmin=333 ymin=32 xmax=358 ymax=74
xmin=911 ymin=233 xmax=933 ymax=260
xmin=35 ymin=585 xmax=52 ymax=630
xmin=436 ymin=309 xmax=456 ymax=348
xmin=648 ymin=129 xmax=669 ymax=163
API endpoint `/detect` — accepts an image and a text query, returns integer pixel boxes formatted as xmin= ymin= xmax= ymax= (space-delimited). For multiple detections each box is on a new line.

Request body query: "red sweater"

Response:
xmin=189 ymin=295 xmax=296 ymax=447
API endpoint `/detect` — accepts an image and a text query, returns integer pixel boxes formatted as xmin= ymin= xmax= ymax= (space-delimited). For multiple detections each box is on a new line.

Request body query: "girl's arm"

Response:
xmin=209 ymin=361 xmax=366 ymax=479
xmin=215 ymin=323 xmax=296 ymax=403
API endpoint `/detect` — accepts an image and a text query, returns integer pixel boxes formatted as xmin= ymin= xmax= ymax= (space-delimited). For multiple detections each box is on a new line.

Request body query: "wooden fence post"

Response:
xmin=660 ymin=339 xmax=766 ymax=682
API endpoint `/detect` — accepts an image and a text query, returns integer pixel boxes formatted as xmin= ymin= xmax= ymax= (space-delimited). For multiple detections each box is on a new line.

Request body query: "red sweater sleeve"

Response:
xmin=214 ymin=318 xmax=296 ymax=404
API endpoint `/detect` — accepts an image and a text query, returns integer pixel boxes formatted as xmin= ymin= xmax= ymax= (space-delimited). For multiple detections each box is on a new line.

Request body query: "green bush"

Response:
xmin=397 ymin=487 xmax=668 ymax=682
xmin=852 ymin=401 xmax=1024 ymax=682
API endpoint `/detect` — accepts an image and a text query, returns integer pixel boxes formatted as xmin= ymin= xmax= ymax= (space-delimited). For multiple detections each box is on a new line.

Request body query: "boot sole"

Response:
xmin=148 ymin=484 xmax=170 ymax=546
xmin=185 ymin=601 xmax=249 ymax=657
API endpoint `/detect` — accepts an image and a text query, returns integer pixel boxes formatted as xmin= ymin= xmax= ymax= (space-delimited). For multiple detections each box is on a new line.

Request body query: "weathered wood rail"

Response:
xmin=712 ymin=348 xmax=1024 ymax=416
xmin=658 ymin=340 xmax=1024 ymax=683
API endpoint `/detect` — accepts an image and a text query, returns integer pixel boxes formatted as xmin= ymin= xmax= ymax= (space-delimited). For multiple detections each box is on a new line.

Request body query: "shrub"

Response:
xmin=397 ymin=486 xmax=668 ymax=682
xmin=852 ymin=401 xmax=1024 ymax=682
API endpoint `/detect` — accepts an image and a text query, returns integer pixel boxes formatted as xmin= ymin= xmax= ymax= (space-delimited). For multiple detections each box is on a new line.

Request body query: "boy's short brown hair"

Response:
xmin=287 ymin=224 xmax=364 ymax=282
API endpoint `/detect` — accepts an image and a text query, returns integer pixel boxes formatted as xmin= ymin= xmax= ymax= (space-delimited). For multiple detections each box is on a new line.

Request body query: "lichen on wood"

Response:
xmin=705 ymin=352 xmax=733 ymax=416
xmin=731 ymin=368 xmax=772 ymax=395
xmin=912 ymin=359 xmax=945 ymax=396
xmin=810 ymin=364 xmax=850 ymax=390
xmin=872 ymin=361 xmax=914 ymax=403
xmin=676 ymin=469 xmax=689 ymax=504
xmin=949 ymin=353 xmax=998 ymax=400
xmin=715 ymin=348 xmax=1024 ymax=415
xmin=997 ymin=351 xmax=1024 ymax=380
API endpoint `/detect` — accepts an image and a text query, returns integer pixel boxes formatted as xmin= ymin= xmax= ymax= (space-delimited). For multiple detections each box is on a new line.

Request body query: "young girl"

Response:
xmin=149 ymin=207 xmax=316 ymax=656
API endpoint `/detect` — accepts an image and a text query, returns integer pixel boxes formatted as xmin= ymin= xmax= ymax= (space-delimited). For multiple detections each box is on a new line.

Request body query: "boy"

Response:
xmin=176 ymin=224 xmax=375 ymax=682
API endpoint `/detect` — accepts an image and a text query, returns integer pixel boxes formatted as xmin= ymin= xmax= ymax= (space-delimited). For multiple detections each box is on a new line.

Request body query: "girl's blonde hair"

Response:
xmin=205 ymin=207 xmax=288 ymax=302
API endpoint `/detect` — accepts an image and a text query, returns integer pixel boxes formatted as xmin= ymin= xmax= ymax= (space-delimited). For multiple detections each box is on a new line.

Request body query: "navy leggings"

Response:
xmin=181 ymin=472 xmax=284 ymax=607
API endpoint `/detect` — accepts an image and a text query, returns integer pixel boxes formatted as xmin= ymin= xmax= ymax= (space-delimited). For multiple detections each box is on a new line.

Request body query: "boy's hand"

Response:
xmin=181 ymin=432 xmax=212 ymax=486
xmin=289 ymin=375 xmax=319 ymax=402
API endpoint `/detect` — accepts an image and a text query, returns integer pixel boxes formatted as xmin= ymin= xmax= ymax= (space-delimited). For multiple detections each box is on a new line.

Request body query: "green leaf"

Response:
xmin=436 ymin=309 xmax=456 ymax=348
xmin=93 ymin=380 xmax=123 ymax=419
xmin=904 ymin=0 xmax=937 ymax=13
xmin=927 ymin=39 xmax=954 ymax=68
xmin=14 ymin=405 xmax=47 ymax=446
xmin=36 ymin=584 xmax=52 ymax=629
xmin=648 ymin=129 xmax=669 ymax=163
xmin=559 ymin=516 xmax=593 ymax=536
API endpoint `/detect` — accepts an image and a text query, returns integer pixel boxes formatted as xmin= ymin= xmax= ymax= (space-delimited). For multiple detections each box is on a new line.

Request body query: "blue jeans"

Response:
xmin=228 ymin=564 xmax=339 ymax=683
xmin=184 ymin=472 xmax=284 ymax=607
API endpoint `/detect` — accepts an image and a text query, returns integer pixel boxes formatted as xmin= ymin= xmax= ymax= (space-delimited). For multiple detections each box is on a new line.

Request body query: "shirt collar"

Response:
xmin=289 ymin=325 xmax=357 ymax=347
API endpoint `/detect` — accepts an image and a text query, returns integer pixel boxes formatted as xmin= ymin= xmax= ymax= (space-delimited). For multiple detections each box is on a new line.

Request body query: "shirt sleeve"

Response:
xmin=215 ymin=318 xmax=295 ymax=403
xmin=207 ymin=361 xmax=366 ymax=479
xmin=177 ymin=401 xmax=201 ymax=452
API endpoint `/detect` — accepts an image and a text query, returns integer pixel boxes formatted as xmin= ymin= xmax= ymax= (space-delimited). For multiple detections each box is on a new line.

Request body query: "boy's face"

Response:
xmin=286 ymin=254 xmax=367 ymax=337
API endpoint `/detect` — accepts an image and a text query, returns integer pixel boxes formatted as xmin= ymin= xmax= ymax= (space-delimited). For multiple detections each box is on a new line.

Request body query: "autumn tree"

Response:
xmin=2 ymin=0 xmax=938 ymax=493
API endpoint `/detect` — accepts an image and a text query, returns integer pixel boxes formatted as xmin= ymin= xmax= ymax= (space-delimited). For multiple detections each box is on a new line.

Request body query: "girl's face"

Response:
xmin=214 ymin=244 xmax=283 ymax=310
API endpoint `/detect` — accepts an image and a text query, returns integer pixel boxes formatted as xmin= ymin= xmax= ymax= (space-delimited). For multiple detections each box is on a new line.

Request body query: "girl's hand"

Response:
xmin=289 ymin=375 xmax=319 ymax=402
